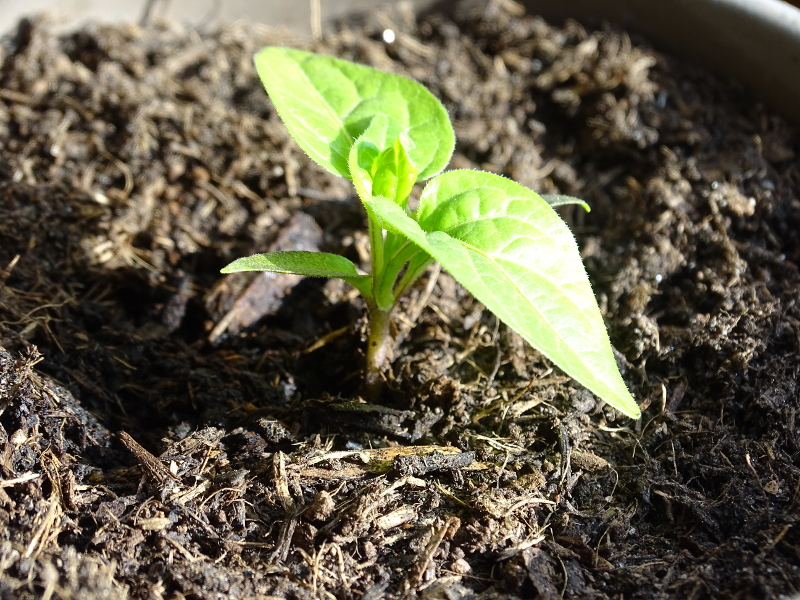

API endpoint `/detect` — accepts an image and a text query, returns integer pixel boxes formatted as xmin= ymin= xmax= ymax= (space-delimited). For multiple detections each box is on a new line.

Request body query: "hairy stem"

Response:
xmin=375 ymin=242 xmax=420 ymax=309
xmin=394 ymin=253 xmax=433 ymax=300
xmin=364 ymin=303 xmax=392 ymax=399
xmin=368 ymin=220 xmax=384 ymax=286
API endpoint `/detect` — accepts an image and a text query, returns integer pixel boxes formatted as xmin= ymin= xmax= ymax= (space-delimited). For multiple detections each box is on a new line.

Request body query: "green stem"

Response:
xmin=394 ymin=253 xmax=434 ymax=299
xmin=368 ymin=219 xmax=384 ymax=287
xmin=365 ymin=250 xmax=432 ymax=398
xmin=375 ymin=242 xmax=420 ymax=309
xmin=364 ymin=302 xmax=392 ymax=399
xmin=382 ymin=231 xmax=404 ymax=269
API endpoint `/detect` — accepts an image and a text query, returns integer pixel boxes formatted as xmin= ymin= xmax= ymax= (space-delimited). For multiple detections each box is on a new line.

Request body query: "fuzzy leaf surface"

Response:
xmin=366 ymin=171 xmax=640 ymax=418
xmin=540 ymin=194 xmax=591 ymax=212
xmin=254 ymin=47 xmax=454 ymax=180
xmin=221 ymin=251 xmax=371 ymax=296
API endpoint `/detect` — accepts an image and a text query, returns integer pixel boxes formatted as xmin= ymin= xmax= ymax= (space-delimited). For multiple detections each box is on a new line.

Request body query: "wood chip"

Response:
xmin=137 ymin=517 xmax=172 ymax=531
xmin=119 ymin=431 xmax=178 ymax=486
xmin=273 ymin=451 xmax=296 ymax=514
xmin=570 ymin=450 xmax=611 ymax=472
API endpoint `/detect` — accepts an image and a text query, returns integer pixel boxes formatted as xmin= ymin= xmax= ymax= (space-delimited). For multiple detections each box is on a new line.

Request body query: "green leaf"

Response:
xmin=254 ymin=47 xmax=454 ymax=180
xmin=346 ymin=123 xmax=429 ymax=308
xmin=221 ymin=251 xmax=371 ymax=297
xmin=366 ymin=171 xmax=641 ymax=419
xmin=371 ymin=136 xmax=419 ymax=208
xmin=348 ymin=117 xmax=391 ymax=279
xmin=348 ymin=114 xmax=391 ymax=200
xmin=540 ymin=194 xmax=591 ymax=212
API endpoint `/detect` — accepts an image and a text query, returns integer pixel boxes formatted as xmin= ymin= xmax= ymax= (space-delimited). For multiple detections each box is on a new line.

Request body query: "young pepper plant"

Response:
xmin=221 ymin=47 xmax=641 ymax=419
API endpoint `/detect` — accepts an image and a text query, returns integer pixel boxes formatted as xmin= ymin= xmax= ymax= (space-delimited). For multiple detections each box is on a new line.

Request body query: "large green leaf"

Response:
xmin=366 ymin=171 xmax=641 ymax=418
xmin=221 ymin=251 xmax=371 ymax=296
xmin=254 ymin=47 xmax=454 ymax=180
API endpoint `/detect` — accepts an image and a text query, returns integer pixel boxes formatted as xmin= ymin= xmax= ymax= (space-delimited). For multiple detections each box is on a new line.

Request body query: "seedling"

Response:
xmin=222 ymin=47 xmax=641 ymax=419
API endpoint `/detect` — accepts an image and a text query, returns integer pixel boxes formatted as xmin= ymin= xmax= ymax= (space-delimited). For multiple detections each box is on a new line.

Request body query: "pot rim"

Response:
xmin=522 ymin=0 xmax=800 ymax=123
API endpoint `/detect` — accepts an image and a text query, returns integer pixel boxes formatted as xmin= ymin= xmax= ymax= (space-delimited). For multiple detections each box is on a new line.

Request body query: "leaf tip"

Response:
xmin=612 ymin=392 xmax=642 ymax=420
xmin=220 ymin=258 xmax=246 ymax=274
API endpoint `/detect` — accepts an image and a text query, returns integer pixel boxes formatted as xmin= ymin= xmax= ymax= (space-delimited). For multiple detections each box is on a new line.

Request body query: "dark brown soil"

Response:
xmin=1 ymin=2 xmax=799 ymax=598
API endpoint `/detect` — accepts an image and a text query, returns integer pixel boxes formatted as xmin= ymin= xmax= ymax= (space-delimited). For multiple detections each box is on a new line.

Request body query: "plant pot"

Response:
xmin=524 ymin=0 xmax=800 ymax=123
xmin=4 ymin=0 xmax=798 ymax=120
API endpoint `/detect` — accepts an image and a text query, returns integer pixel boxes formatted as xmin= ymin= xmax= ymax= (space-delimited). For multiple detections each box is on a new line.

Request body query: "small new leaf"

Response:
xmin=371 ymin=136 xmax=419 ymax=208
xmin=348 ymin=115 xmax=391 ymax=200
